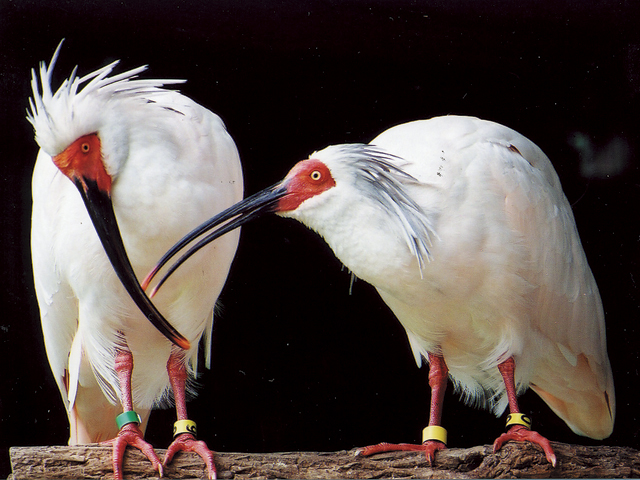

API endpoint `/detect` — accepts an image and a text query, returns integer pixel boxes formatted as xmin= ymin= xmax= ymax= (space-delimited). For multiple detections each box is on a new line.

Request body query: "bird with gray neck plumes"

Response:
xmin=144 ymin=115 xmax=615 ymax=466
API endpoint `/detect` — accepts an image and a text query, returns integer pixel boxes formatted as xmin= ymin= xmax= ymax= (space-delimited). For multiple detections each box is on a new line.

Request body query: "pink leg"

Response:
xmin=492 ymin=357 xmax=557 ymax=466
xmin=102 ymin=347 xmax=163 ymax=479
xmin=357 ymin=353 xmax=449 ymax=465
xmin=163 ymin=350 xmax=216 ymax=479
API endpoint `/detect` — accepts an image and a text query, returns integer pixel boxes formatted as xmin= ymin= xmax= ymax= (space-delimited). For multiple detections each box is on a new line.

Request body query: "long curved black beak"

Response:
xmin=76 ymin=178 xmax=191 ymax=350
xmin=142 ymin=183 xmax=287 ymax=297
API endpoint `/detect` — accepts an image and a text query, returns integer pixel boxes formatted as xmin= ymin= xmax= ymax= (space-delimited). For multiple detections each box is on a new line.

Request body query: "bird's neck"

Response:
xmin=290 ymin=198 xmax=429 ymax=289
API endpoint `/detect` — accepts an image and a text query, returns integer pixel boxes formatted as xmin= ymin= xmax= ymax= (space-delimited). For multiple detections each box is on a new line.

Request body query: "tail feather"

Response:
xmin=530 ymin=349 xmax=615 ymax=440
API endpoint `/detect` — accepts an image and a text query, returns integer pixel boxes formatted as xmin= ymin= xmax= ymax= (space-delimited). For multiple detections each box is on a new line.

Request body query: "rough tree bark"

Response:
xmin=9 ymin=442 xmax=640 ymax=479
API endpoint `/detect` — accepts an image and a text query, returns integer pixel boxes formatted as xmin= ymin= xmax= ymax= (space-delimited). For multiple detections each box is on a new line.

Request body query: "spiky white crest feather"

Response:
xmin=27 ymin=40 xmax=185 ymax=157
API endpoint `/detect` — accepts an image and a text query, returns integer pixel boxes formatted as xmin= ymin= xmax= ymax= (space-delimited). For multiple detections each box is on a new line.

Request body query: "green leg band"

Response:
xmin=116 ymin=410 xmax=141 ymax=429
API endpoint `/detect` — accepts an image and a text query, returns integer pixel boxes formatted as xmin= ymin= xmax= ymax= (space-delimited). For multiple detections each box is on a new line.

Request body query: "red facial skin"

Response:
xmin=53 ymin=133 xmax=112 ymax=194
xmin=278 ymin=159 xmax=336 ymax=212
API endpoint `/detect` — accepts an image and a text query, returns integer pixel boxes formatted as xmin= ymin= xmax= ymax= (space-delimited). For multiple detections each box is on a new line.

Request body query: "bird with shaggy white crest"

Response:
xmin=28 ymin=42 xmax=242 ymax=479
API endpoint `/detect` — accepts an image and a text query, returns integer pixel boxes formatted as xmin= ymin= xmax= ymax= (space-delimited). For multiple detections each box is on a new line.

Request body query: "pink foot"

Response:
xmin=356 ymin=440 xmax=446 ymax=465
xmin=164 ymin=433 xmax=216 ymax=479
xmin=102 ymin=423 xmax=163 ymax=479
xmin=493 ymin=425 xmax=557 ymax=466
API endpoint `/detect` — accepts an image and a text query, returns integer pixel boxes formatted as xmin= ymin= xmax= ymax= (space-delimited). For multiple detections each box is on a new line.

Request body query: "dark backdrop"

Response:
xmin=1 ymin=0 xmax=639 ymax=477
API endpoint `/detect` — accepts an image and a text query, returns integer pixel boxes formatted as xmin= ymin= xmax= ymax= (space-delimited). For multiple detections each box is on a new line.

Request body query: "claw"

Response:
xmin=164 ymin=432 xmax=217 ymax=479
xmin=102 ymin=423 xmax=163 ymax=479
xmin=493 ymin=425 xmax=557 ymax=467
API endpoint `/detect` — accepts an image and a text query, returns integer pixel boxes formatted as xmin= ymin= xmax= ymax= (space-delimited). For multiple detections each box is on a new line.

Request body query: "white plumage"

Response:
xmin=29 ymin=43 xmax=242 ymax=476
xmin=150 ymin=115 xmax=615 ymax=459
xmin=301 ymin=117 xmax=614 ymax=438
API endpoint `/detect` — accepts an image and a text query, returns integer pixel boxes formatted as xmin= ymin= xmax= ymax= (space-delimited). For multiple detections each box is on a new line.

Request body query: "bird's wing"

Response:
xmin=31 ymin=149 xmax=79 ymax=410
xmin=489 ymin=132 xmax=615 ymax=439
xmin=112 ymin=90 xmax=243 ymax=398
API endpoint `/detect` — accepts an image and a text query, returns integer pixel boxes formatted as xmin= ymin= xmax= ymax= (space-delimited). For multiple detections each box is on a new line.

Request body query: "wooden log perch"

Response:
xmin=9 ymin=442 xmax=640 ymax=479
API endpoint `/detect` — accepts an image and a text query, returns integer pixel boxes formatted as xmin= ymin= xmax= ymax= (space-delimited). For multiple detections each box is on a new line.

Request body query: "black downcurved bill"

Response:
xmin=76 ymin=178 xmax=190 ymax=350
xmin=143 ymin=183 xmax=287 ymax=297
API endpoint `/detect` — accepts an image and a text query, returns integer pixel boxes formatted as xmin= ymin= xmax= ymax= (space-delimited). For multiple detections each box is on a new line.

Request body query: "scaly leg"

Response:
xmin=492 ymin=357 xmax=557 ymax=466
xmin=357 ymin=353 xmax=449 ymax=465
xmin=102 ymin=347 xmax=163 ymax=479
xmin=163 ymin=349 xmax=216 ymax=479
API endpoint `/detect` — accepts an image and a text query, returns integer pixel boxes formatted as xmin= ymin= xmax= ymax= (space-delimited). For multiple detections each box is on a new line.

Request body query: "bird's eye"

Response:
xmin=310 ymin=170 xmax=322 ymax=181
xmin=81 ymin=143 xmax=90 ymax=153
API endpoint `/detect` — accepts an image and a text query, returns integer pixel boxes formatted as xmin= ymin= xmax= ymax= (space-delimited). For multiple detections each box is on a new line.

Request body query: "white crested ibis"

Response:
xmin=28 ymin=42 xmax=242 ymax=479
xmin=145 ymin=115 xmax=615 ymax=466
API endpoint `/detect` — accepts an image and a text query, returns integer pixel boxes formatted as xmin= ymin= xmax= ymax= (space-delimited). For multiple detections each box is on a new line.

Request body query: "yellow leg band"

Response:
xmin=173 ymin=419 xmax=197 ymax=438
xmin=506 ymin=413 xmax=532 ymax=430
xmin=422 ymin=425 xmax=447 ymax=445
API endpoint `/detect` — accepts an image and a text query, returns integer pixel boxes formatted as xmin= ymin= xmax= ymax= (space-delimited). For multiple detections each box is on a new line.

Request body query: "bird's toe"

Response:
xmin=164 ymin=433 xmax=217 ymax=479
xmin=103 ymin=424 xmax=163 ymax=479
xmin=356 ymin=440 xmax=446 ymax=465
xmin=493 ymin=425 xmax=557 ymax=466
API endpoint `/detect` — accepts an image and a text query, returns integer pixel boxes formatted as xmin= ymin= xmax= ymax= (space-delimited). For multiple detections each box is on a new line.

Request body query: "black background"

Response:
xmin=1 ymin=0 xmax=639 ymax=477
